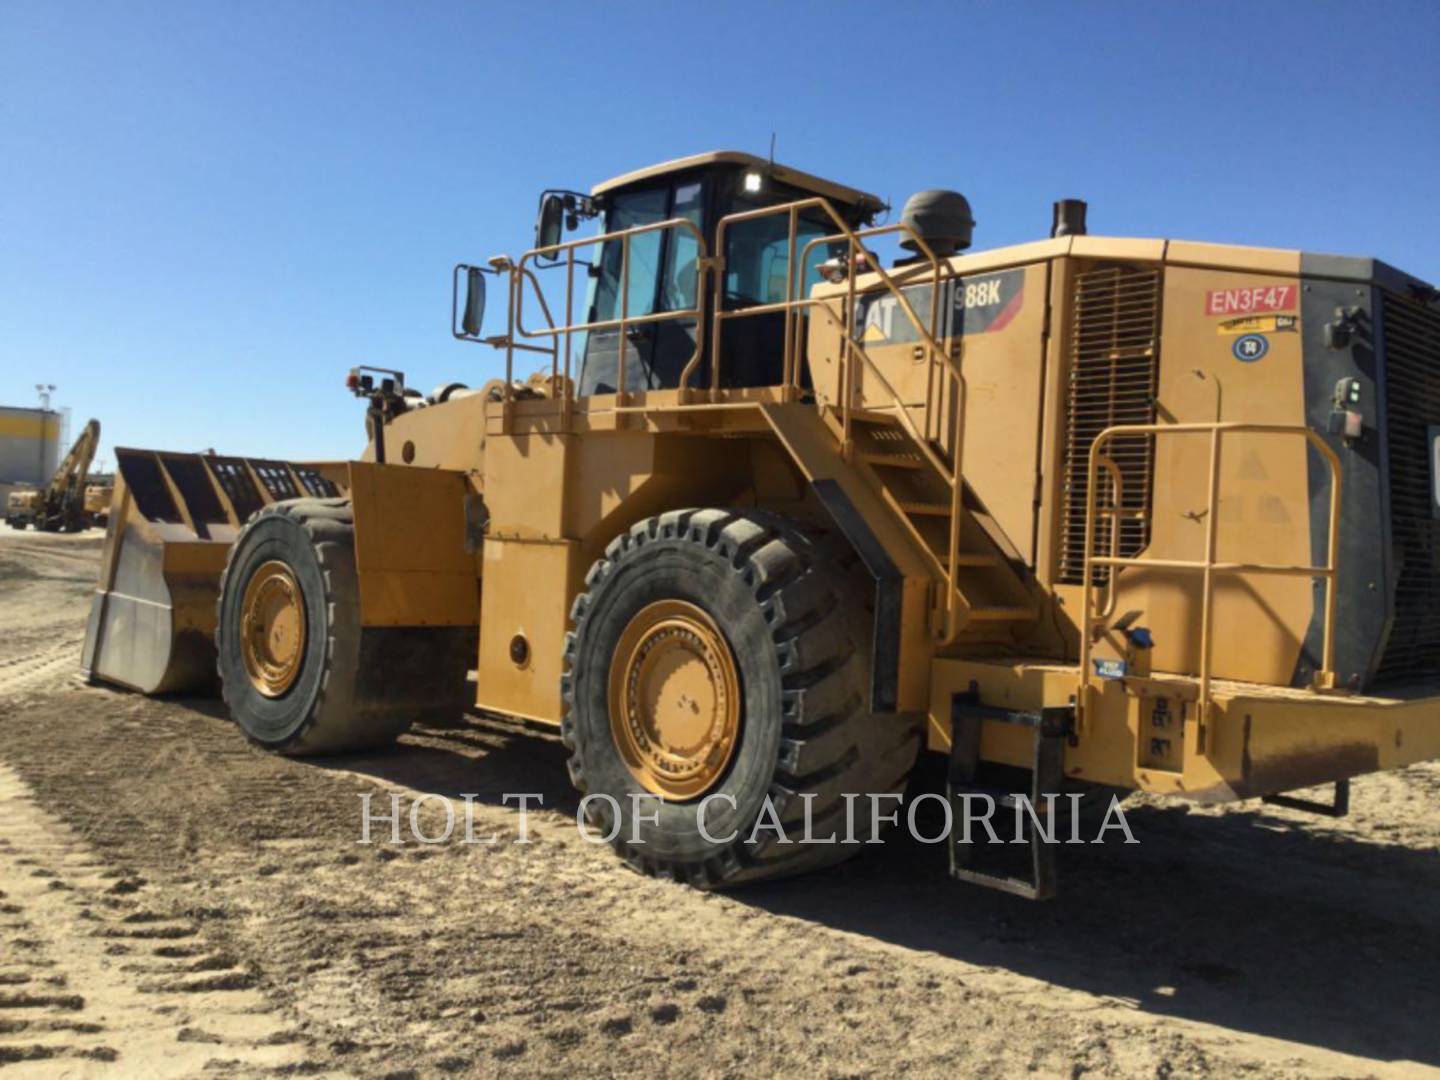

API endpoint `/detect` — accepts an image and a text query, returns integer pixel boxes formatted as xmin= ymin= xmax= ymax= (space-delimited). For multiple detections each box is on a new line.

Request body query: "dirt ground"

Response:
xmin=0 ymin=525 xmax=1437 ymax=1078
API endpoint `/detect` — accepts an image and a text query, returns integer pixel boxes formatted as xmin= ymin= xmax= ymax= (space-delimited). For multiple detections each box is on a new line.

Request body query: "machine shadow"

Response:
xmin=740 ymin=758 xmax=1440 ymax=1066
xmin=313 ymin=712 xmax=581 ymax=811
xmin=209 ymin=706 xmax=1439 ymax=1067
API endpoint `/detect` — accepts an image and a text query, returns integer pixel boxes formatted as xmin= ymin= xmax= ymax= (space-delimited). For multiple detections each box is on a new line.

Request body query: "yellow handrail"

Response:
xmin=512 ymin=217 xmax=710 ymax=406
xmin=491 ymin=197 xmax=979 ymax=642
xmin=1076 ymin=422 xmax=1343 ymax=742
xmin=706 ymin=200 xmax=980 ymax=641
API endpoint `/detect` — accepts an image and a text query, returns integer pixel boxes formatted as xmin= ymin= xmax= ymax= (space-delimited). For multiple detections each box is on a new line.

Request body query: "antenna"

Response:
xmin=768 ymin=132 xmax=776 ymax=171
xmin=35 ymin=383 xmax=55 ymax=411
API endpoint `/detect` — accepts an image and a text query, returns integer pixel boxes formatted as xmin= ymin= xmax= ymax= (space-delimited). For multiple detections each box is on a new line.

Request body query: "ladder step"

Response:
xmin=966 ymin=605 xmax=1035 ymax=623
xmin=858 ymin=451 xmax=924 ymax=471
xmin=898 ymin=500 xmax=950 ymax=516
xmin=953 ymin=786 xmax=1025 ymax=810
xmin=943 ymin=553 xmax=1001 ymax=569
xmin=846 ymin=407 xmax=900 ymax=426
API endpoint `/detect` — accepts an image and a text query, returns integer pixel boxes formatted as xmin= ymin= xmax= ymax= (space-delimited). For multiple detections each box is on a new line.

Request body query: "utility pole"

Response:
xmin=35 ymin=384 xmax=56 ymax=482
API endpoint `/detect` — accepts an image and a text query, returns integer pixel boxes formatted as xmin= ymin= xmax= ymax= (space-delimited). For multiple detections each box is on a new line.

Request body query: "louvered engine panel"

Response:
xmin=1058 ymin=264 xmax=1162 ymax=585
xmin=1375 ymin=291 xmax=1440 ymax=682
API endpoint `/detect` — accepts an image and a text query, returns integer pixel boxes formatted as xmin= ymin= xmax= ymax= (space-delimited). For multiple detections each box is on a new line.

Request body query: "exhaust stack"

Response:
xmin=1051 ymin=199 xmax=1088 ymax=238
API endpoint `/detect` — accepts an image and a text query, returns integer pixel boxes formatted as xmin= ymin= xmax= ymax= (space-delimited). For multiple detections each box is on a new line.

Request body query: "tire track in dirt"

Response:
xmin=0 ymin=541 xmax=102 ymax=567
xmin=4 ymin=525 xmax=1439 ymax=1077
xmin=0 ymin=638 xmax=86 ymax=701
xmin=0 ymin=762 xmax=310 ymax=1075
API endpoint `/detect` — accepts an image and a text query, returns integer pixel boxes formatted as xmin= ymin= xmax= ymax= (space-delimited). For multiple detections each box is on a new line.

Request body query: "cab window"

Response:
xmin=723 ymin=200 xmax=839 ymax=308
xmin=589 ymin=187 xmax=668 ymax=322
xmin=660 ymin=181 xmax=704 ymax=312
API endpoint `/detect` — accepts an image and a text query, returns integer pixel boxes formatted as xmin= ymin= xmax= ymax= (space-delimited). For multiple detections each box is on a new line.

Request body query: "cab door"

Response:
xmin=578 ymin=181 xmax=705 ymax=396
xmin=578 ymin=186 xmax=666 ymax=395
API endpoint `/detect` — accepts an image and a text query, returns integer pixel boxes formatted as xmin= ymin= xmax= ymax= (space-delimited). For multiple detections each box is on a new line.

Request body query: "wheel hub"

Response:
xmin=240 ymin=560 xmax=306 ymax=697
xmin=608 ymin=600 xmax=740 ymax=800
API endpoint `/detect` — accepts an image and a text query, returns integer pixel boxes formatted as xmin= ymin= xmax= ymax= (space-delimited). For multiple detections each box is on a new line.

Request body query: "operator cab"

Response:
xmin=567 ymin=151 xmax=883 ymax=396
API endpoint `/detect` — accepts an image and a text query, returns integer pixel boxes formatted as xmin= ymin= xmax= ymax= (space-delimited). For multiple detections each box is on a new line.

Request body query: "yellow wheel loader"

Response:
xmin=6 ymin=418 xmax=101 ymax=532
xmin=82 ymin=152 xmax=1440 ymax=897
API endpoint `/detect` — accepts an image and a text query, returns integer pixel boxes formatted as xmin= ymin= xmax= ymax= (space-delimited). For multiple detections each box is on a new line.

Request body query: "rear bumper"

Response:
xmin=1194 ymin=678 xmax=1440 ymax=801
xmin=927 ymin=657 xmax=1440 ymax=801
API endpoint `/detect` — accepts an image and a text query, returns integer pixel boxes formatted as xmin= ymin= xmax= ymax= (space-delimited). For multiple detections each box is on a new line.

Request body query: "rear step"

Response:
xmin=948 ymin=686 xmax=1074 ymax=900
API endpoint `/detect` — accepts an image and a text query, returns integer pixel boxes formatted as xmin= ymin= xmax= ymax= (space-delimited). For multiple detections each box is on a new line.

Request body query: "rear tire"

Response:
xmin=216 ymin=498 xmax=473 ymax=755
xmin=562 ymin=508 xmax=924 ymax=888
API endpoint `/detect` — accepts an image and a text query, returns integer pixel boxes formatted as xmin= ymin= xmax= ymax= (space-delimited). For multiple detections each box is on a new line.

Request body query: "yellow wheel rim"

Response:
xmin=608 ymin=600 xmax=741 ymax=801
xmin=240 ymin=560 xmax=306 ymax=697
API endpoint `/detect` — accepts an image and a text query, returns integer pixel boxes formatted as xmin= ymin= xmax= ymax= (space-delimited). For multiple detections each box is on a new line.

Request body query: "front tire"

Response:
xmin=562 ymin=509 xmax=923 ymax=888
xmin=216 ymin=498 xmax=473 ymax=755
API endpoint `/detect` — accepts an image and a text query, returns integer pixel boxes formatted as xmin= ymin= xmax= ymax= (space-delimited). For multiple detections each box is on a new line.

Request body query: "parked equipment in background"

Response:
xmin=83 ymin=483 xmax=112 ymax=527
xmin=5 ymin=419 xmax=101 ymax=532
xmin=81 ymin=152 xmax=1440 ymax=898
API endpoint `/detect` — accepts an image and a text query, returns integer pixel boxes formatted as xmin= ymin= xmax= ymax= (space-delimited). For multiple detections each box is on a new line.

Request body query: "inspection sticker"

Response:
xmin=1217 ymin=313 xmax=1298 ymax=335
xmin=1093 ymin=658 xmax=1128 ymax=680
xmin=1233 ymin=334 xmax=1269 ymax=362
xmin=1205 ymin=284 xmax=1298 ymax=317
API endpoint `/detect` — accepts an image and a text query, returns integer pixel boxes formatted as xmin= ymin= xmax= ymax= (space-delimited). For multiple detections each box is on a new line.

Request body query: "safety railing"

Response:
xmin=508 ymin=217 xmax=710 ymax=409
xmin=1076 ymin=422 xmax=1343 ymax=740
xmin=489 ymin=197 xmax=977 ymax=640
xmin=704 ymin=199 xmax=978 ymax=640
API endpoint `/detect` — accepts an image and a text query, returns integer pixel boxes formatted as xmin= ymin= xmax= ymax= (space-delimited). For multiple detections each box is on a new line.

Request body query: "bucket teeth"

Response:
xmin=81 ymin=449 xmax=346 ymax=695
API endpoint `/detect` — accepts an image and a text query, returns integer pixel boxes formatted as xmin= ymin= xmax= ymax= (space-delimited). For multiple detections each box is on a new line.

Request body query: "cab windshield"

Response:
xmin=576 ymin=170 xmax=863 ymax=395
xmin=587 ymin=181 xmax=844 ymax=322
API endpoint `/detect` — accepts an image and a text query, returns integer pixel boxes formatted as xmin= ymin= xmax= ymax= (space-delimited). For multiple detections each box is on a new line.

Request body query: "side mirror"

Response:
xmin=461 ymin=267 xmax=486 ymax=336
xmin=536 ymin=193 xmax=565 ymax=258
xmin=453 ymin=265 xmax=487 ymax=340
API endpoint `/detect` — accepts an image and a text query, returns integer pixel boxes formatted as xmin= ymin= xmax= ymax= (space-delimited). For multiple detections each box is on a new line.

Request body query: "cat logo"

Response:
xmin=859 ymin=269 xmax=1025 ymax=344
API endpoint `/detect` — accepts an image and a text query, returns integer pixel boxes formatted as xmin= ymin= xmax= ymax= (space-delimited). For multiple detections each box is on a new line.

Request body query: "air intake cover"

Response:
xmin=899 ymin=190 xmax=975 ymax=257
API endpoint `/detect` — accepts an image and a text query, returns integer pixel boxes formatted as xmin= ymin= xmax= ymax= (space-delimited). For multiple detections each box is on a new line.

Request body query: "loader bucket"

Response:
xmin=81 ymin=448 xmax=346 ymax=695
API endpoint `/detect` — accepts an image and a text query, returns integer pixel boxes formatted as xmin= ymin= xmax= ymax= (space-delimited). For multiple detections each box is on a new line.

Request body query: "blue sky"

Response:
xmin=2 ymin=1 xmax=1437 ymax=464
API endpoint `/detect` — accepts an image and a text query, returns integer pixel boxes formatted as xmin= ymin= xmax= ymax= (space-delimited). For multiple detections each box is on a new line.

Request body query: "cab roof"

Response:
xmin=590 ymin=150 xmax=884 ymax=210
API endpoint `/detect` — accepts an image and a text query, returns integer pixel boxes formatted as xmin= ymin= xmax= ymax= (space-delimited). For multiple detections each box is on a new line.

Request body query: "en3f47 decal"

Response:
xmin=1206 ymin=283 xmax=1298 ymax=317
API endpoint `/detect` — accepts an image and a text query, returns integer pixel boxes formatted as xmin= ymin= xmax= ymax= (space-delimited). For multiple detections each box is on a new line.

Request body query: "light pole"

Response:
xmin=34 ymin=384 xmax=56 ymax=480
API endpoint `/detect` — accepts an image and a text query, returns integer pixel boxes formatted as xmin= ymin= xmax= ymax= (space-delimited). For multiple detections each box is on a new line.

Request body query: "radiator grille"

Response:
xmin=1058 ymin=265 xmax=1162 ymax=585
xmin=1376 ymin=291 xmax=1440 ymax=682
xmin=1054 ymin=264 xmax=1163 ymax=584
